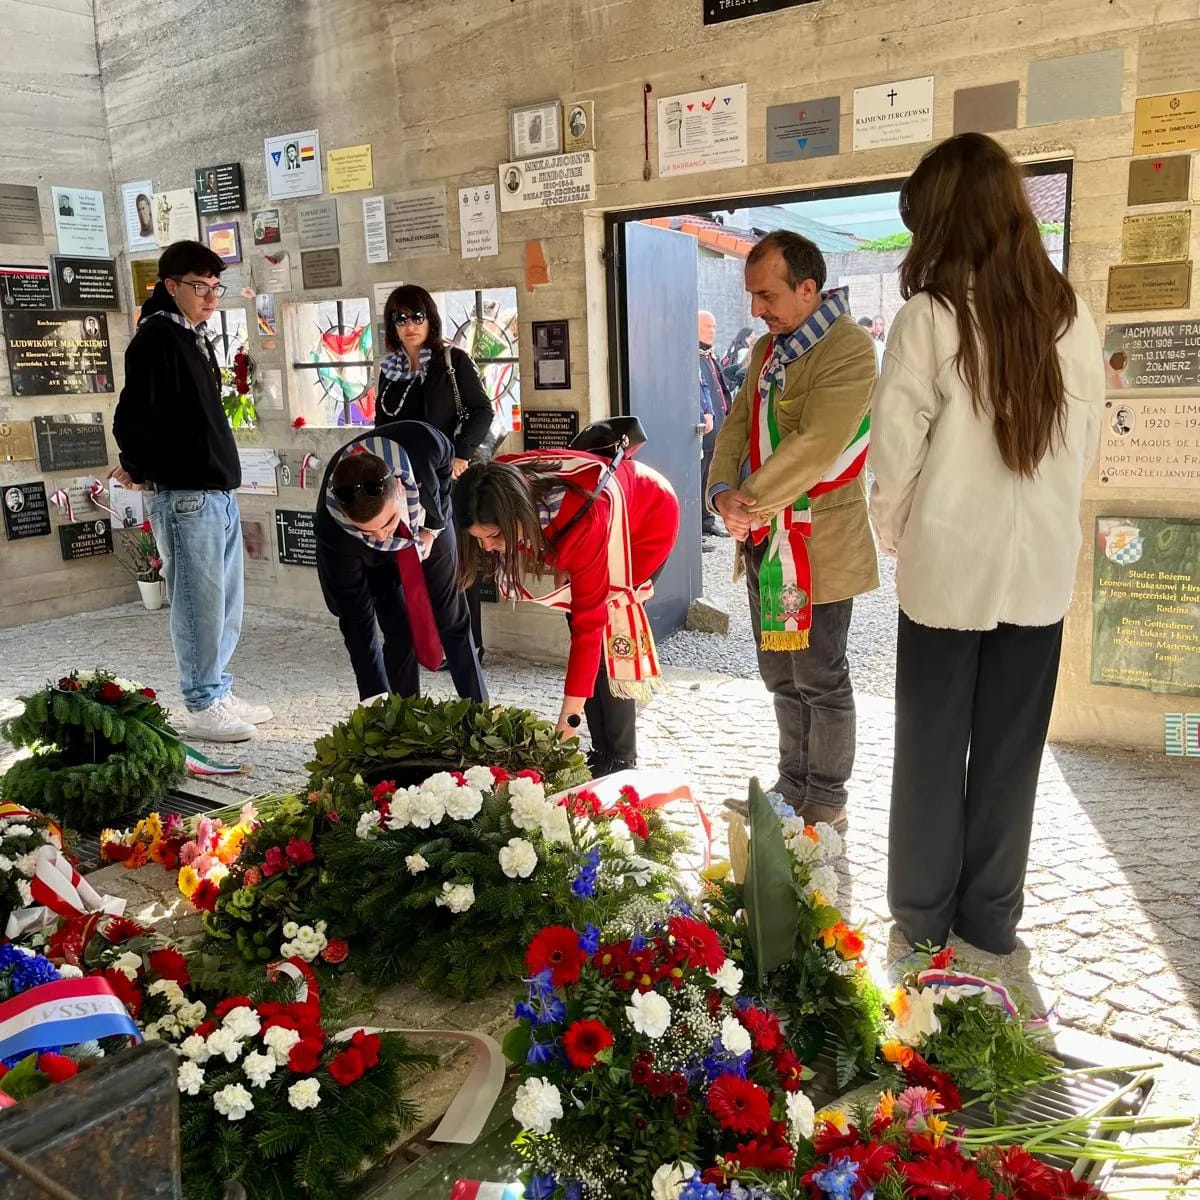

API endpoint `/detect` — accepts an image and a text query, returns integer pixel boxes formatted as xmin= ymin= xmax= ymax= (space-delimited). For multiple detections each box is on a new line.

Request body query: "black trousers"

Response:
xmin=369 ymin=534 xmax=487 ymax=703
xmin=888 ymin=611 xmax=1063 ymax=954
xmin=700 ymin=442 xmax=716 ymax=534
xmin=465 ymin=577 xmax=484 ymax=653
xmin=565 ymin=618 xmax=638 ymax=767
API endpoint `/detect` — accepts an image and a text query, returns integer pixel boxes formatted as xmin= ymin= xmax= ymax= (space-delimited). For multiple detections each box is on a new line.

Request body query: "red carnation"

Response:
xmin=37 ymin=1053 xmax=79 ymax=1083
xmin=674 ymin=1095 xmax=693 ymax=1119
xmin=58 ymin=676 xmax=81 ymax=691
xmin=321 ymin=938 xmax=350 ymax=965
xmin=525 ymin=925 xmax=586 ymax=987
xmin=288 ymin=1035 xmax=324 ymax=1074
xmin=329 ymin=1047 xmax=365 ymax=1086
xmin=516 ymin=769 xmax=542 ymax=782
xmin=930 ymin=945 xmax=955 ymax=970
xmin=285 ymin=837 xmax=314 ymax=865
xmin=98 ymin=681 xmax=126 ymax=704
xmin=101 ymin=841 xmax=134 ymax=864
xmin=292 ymin=416 xmax=307 ymax=429
xmin=562 ymin=1019 xmax=612 ymax=1069
xmin=616 ymin=801 xmax=649 ymax=840
xmin=102 ymin=968 xmax=144 ymax=1018
xmin=737 ymin=1005 xmax=783 ymax=1053
xmin=190 ymin=879 xmax=220 ymax=911
xmin=667 ymin=916 xmax=726 ymax=972
xmin=371 ymin=779 xmax=395 ymax=805
xmin=137 ymin=687 xmax=157 ymax=699
xmin=214 ymin=995 xmax=254 ymax=1021
xmin=261 ymin=845 xmax=287 ymax=878
xmin=100 ymin=915 xmax=151 ymax=945
xmin=349 ymin=1029 xmax=382 ymax=1070
xmin=705 ymin=1074 xmax=771 ymax=1136
xmin=489 ymin=766 xmax=512 ymax=784
xmin=148 ymin=948 xmax=190 ymax=987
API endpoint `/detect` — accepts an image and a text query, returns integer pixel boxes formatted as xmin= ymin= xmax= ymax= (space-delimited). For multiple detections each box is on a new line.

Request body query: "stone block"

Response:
xmin=685 ymin=597 xmax=730 ymax=635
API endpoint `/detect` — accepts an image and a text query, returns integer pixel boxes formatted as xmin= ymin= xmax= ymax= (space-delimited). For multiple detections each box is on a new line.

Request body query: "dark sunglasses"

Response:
xmin=392 ymin=311 xmax=427 ymax=327
xmin=332 ymin=476 xmax=393 ymax=504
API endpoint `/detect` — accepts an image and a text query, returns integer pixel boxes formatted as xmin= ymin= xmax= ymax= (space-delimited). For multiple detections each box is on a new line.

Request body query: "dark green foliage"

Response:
xmin=306 ymin=695 xmax=590 ymax=803
xmin=0 ymin=672 xmax=185 ymax=828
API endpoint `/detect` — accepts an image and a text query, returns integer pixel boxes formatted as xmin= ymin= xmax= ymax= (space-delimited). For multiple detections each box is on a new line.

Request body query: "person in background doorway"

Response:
xmin=112 ymin=240 xmax=271 ymax=743
xmin=374 ymin=284 xmax=495 ymax=661
xmin=709 ymin=231 xmax=878 ymax=831
xmin=719 ymin=325 xmax=754 ymax=392
xmin=869 ymin=132 xmax=1104 ymax=956
xmin=455 ymin=450 xmax=679 ymax=776
xmin=698 ymin=310 xmax=732 ymax=540
xmin=871 ymin=314 xmax=886 ymax=342
xmin=858 ymin=317 xmax=885 ymax=372
xmin=315 ymin=422 xmax=486 ymax=704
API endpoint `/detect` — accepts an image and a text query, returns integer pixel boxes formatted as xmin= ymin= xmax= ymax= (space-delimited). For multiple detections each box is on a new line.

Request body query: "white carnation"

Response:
xmin=112 ymin=951 xmax=143 ymax=980
xmin=625 ymin=989 xmax=672 ymax=1039
xmin=434 ymin=881 xmax=475 ymax=913
xmin=177 ymin=1061 xmax=206 ymax=1096
xmin=786 ymin=830 xmax=823 ymax=868
xmin=406 ymin=788 xmax=446 ymax=829
xmin=387 ymin=789 xmax=414 ymax=830
xmin=421 ymin=772 xmax=460 ymax=794
xmin=443 ymin=784 xmax=484 ymax=821
xmin=0 ymin=856 xmax=12 ymax=875
xmin=720 ymin=1014 xmax=752 ymax=1057
xmin=262 ymin=1025 xmax=301 ymax=1065
xmin=405 ymin=853 xmax=430 ymax=874
xmin=498 ymin=837 xmax=538 ymax=879
xmin=177 ymin=1001 xmax=206 ymax=1028
xmin=221 ymin=1006 xmax=262 ymax=1041
xmin=15 ymin=851 xmax=38 ymax=878
xmin=355 ymin=810 xmax=382 ymax=840
xmin=5 ymin=825 xmax=33 ymax=840
xmin=242 ymin=1050 xmax=278 ymax=1088
xmin=180 ymin=1035 xmax=211 ymax=1063
xmin=651 ymin=1162 xmax=696 ymax=1200
xmin=508 ymin=776 xmax=546 ymax=805
xmin=288 ymin=1077 xmax=321 ymax=1110
xmin=787 ymin=1091 xmax=815 ymax=1143
xmin=539 ymin=803 xmax=573 ymax=845
xmin=509 ymin=791 xmax=548 ymax=832
xmin=606 ymin=820 xmax=635 ymax=858
xmin=212 ymin=1082 xmax=253 ymax=1121
xmin=464 ymin=765 xmax=495 ymax=791
xmin=511 ymin=1076 xmax=563 ymax=1134
xmin=16 ymin=880 xmax=31 ymax=906
xmin=709 ymin=960 xmax=743 ymax=997
xmin=282 ymin=921 xmax=299 ymax=939
xmin=57 ymin=964 xmax=84 ymax=980
xmin=205 ymin=1028 xmax=244 ymax=1064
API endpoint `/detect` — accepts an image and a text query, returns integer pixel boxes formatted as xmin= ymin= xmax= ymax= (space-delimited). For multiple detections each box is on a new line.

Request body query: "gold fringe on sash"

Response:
xmin=759 ymin=630 xmax=809 ymax=652
xmin=608 ymin=676 xmax=663 ymax=703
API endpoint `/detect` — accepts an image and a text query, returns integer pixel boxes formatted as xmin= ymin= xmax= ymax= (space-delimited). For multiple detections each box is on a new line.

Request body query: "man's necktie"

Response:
xmin=393 ymin=521 xmax=445 ymax=670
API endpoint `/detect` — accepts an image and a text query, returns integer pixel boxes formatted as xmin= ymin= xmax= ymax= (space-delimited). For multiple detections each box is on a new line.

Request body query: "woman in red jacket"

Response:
xmin=455 ymin=450 xmax=679 ymax=774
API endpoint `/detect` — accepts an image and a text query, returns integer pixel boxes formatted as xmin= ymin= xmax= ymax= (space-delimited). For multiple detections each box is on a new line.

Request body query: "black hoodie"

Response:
xmin=112 ymin=281 xmax=240 ymax=490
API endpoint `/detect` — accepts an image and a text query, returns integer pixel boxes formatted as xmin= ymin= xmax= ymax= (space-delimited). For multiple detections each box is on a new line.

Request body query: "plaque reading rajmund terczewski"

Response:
xmin=3 ymin=481 xmax=51 ymax=540
xmin=34 ymin=412 xmax=108 ymax=472
xmin=2 ymin=309 xmax=114 ymax=395
xmin=59 ymin=517 xmax=113 ymax=561
xmin=275 ymin=509 xmax=317 ymax=567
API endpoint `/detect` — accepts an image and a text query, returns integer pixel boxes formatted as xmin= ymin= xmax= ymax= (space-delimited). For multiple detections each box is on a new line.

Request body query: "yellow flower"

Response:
xmin=177 ymin=865 xmax=200 ymax=899
xmin=926 ymin=1114 xmax=948 ymax=1145
xmin=889 ymin=984 xmax=911 ymax=1024
xmin=133 ymin=813 xmax=163 ymax=843
xmin=881 ymin=1039 xmax=914 ymax=1066
xmin=815 ymin=1108 xmax=848 ymax=1133
xmin=700 ymin=860 xmax=731 ymax=882
xmin=876 ymin=1090 xmax=896 ymax=1121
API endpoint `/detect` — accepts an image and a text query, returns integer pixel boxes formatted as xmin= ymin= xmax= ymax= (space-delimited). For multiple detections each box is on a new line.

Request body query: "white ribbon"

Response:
xmin=5 ymin=844 xmax=126 ymax=938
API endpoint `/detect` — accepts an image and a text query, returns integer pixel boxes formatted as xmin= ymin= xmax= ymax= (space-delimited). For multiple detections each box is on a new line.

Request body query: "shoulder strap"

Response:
xmin=444 ymin=345 xmax=465 ymax=422
xmin=548 ymin=446 xmax=626 ymax=547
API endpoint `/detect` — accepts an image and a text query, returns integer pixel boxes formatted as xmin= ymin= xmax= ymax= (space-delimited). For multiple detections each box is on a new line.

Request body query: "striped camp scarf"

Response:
xmin=324 ymin=436 xmax=427 ymax=554
xmin=750 ymin=290 xmax=870 ymax=651
xmin=379 ymin=347 xmax=431 ymax=383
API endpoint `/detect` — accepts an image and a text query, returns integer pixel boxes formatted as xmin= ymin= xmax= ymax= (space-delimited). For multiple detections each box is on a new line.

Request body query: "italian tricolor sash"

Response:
xmin=749 ymin=293 xmax=869 ymax=651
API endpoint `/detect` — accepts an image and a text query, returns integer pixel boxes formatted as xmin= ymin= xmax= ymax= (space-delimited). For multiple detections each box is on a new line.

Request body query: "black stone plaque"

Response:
xmin=52 ymin=256 xmax=121 ymax=310
xmin=275 ymin=508 xmax=317 ymax=566
xmin=523 ymin=408 xmax=580 ymax=450
xmin=59 ymin=517 xmax=113 ymax=560
xmin=0 ymin=265 xmax=53 ymax=308
xmin=34 ymin=413 xmax=108 ymax=472
xmin=703 ymin=0 xmax=818 ymax=20
xmin=2 ymin=309 xmax=114 ymax=395
xmin=195 ymin=162 xmax=246 ymax=216
xmin=531 ymin=319 xmax=571 ymax=390
xmin=2 ymin=481 xmax=51 ymax=540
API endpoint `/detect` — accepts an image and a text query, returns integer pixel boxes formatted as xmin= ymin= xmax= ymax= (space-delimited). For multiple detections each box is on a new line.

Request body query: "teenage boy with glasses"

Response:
xmin=112 ymin=240 xmax=272 ymax=743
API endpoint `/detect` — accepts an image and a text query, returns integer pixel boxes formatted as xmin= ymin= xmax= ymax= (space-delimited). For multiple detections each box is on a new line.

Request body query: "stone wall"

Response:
xmin=3 ymin=0 xmax=1198 ymax=746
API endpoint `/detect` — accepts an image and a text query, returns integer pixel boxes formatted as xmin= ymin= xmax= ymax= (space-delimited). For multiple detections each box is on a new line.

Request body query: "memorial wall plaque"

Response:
xmin=1121 ymin=211 xmax=1191 ymax=264
xmin=523 ymin=409 xmax=579 ymax=450
xmin=2 ymin=309 xmax=114 ymax=395
xmin=300 ymin=249 xmax=341 ymax=290
xmin=0 ymin=420 xmax=36 ymax=462
xmin=1092 ymin=515 xmax=1200 ymax=696
xmin=297 ymin=198 xmax=339 ymax=249
xmin=195 ymin=163 xmax=246 ymax=216
xmin=531 ymin=320 xmax=571 ymax=390
xmin=2 ymin=481 xmax=51 ymax=540
xmin=275 ymin=509 xmax=317 ymax=566
xmin=703 ymin=0 xmax=817 ymax=22
xmin=1106 ymin=262 xmax=1192 ymax=312
xmin=1134 ymin=91 xmax=1200 ymax=155
xmin=0 ymin=183 xmax=44 ymax=246
xmin=1103 ymin=321 xmax=1200 ymax=390
xmin=1128 ymin=156 xmax=1191 ymax=206
xmin=59 ymin=517 xmax=113 ymax=561
xmin=34 ymin=413 xmax=108 ymax=472
xmin=1097 ymin=396 xmax=1200 ymax=489
xmin=0 ymin=265 xmax=53 ymax=308
xmin=51 ymin=256 xmax=121 ymax=310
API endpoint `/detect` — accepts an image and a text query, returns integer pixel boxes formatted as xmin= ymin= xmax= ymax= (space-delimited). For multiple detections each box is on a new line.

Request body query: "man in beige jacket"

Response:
xmin=709 ymin=232 xmax=878 ymax=829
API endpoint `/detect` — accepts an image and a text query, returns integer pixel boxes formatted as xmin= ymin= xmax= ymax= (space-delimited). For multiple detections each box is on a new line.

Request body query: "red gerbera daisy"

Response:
xmin=905 ymin=1050 xmax=963 ymax=1113
xmin=901 ymin=1155 xmax=994 ymax=1200
xmin=813 ymin=1121 xmax=865 ymax=1155
xmin=525 ymin=925 xmax=586 ymax=987
xmin=705 ymin=1074 xmax=771 ymax=1136
xmin=148 ymin=947 xmax=190 ymax=987
xmin=99 ymin=915 xmax=151 ymax=945
xmin=773 ymin=1048 xmax=806 ymax=1092
xmin=190 ymin=879 xmax=220 ymax=911
xmin=667 ymin=915 xmax=726 ymax=972
xmin=737 ymin=1005 xmax=783 ymax=1052
xmin=727 ymin=1138 xmax=795 ymax=1172
xmin=562 ymin=1019 xmax=613 ymax=1069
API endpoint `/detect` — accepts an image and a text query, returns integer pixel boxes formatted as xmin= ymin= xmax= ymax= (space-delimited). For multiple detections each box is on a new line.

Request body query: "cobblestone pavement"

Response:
xmin=2 ymin=601 xmax=1199 ymax=1072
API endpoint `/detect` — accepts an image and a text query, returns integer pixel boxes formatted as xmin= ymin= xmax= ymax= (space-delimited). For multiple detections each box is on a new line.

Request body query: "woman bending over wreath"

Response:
xmin=455 ymin=450 xmax=679 ymax=776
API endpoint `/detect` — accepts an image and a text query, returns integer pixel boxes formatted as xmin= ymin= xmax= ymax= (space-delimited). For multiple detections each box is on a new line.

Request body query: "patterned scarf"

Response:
xmin=379 ymin=347 xmax=431 ymax=383
xmin=145 ymin=309 xmax=211 ymax=358
xmin=749 ymin=290 xmax=870 ymax=651
xmin=325 ymin=436 xmax=427 ymax=554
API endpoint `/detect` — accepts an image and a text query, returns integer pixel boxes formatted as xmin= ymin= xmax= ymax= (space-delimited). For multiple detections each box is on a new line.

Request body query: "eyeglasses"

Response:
xmin=332 ymin=477 xmax=393 ymax=504
xmin=171 ymin=277 xmax=227 ymax=299
xmin=392 ymin=311 xmax=427 ymax=327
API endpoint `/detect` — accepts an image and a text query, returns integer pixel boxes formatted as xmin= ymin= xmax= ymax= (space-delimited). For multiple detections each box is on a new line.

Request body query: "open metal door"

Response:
xmin=620 ymin=221 xmax=701 ymax=636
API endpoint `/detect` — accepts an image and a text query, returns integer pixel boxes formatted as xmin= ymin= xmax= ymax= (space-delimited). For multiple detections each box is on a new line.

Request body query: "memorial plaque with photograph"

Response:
xmin=51 ymin=256 xmax=121 ymax=310
xmin=275 ymin=509 xmax=317 ymax=566
xmin=2 ymin=481 xmax=51 ymax=541
xmin=2 ymin=310 xmax=114 ymax=395
xmin=532 ymin=319 xmax=571 ymax=390
xmin=34 ymin=412 xmax=108 ymax=472
xmin=59 ymin=517 xmax=113 ymax=561
xmin=0 ymin=265 xmax=53 ymax=309
xmin=195 ymin=163 xmax=246 ymax=216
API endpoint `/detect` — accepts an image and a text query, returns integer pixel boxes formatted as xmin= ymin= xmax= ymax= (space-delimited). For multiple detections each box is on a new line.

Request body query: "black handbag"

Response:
xmin=446 ymin=346 xmax=508 ymax=462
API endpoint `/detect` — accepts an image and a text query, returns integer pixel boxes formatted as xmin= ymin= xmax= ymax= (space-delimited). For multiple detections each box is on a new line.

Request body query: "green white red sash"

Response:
xmin=749 ymin=293 xmax=869 ymax=651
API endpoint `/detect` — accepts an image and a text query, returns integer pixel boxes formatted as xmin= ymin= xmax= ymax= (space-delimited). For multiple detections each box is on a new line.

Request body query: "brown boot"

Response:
xmin=796 ymin=800 xmax=848 ymax=833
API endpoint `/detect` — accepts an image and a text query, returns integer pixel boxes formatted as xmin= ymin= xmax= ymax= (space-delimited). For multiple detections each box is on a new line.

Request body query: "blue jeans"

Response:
xmin=146 ymin=489 xmax=244 ymax=712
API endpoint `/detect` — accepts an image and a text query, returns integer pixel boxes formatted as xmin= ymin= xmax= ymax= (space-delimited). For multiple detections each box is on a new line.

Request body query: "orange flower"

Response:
xmin=127 ymin=842 xmax=149 ymax=870
xmin=818 ymin=921 xmax=848 ymax=950
xmin=802 ymin=826 xmax=820 ymax=843
xmin=149 ymin=839 xmax=178 ymax=869
xmin=881 ymin=1040 xmax=915 ymax=1067
xmin=876 ymin=1090 xmax=896 ymax=1121
xmin=215 ymin=827 xmax=247 ymax=865
xmin=836 ymin=928 xmax=865 ymax=959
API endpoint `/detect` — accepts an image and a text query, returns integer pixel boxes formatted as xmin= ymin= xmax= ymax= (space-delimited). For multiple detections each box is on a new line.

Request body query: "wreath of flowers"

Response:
xmin=0 ymin=806 xmax=67 ymax=931
xmin=1 ymin=671 xmax=186 ymax=828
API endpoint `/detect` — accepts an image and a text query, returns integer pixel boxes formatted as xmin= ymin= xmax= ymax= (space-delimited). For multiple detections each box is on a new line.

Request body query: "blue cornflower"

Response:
xmin=668 ymin=897 xmax=694 ymax=917
xmin=703 ymin=1040 xmax=750 ymax=1080
xmin=524 ymin=1172 xmax=557 ymax=1200
xmin=526 ymin=1037 xmax=560 ymax=1066
xmin=577 ymin=923 xmax=600 ymax=954
xmin=811 ymin=1156 xmax=859 ymax=1200
xmin=679 ymin=1180 xmax=723 ymax=1200
xmin=630 ymin=931 xmax=647 ymax=952
xmin=570 ymin=848 xmax=601 ymax=899
xmin=517 ymin=972 xmax=567 ymax=1027
xmin=765 ymin=790 xmax=794 ymax=820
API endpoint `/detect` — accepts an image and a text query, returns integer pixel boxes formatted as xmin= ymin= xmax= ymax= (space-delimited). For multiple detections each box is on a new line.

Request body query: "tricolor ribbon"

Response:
xmin=0 ymin=804 xmax=64 ymax=851
xmin=182 ymin=743 xmax=250 ymax=778
xmin=5 ymin=845 xmax=126 ymax=938
xmin=49 ymin=489 xmax=73 ymax=522
xmin=86 ymin=479 xmax=119 ymax=521
xmin=916 ymin=968 xmax=1054 ymax=1029
xmin=299 ymin=453 xmax=320 ymax=490
xmin=0 ymin=976 xmax=141 ymax=1062
xmin=450 ymin=1184 xmax=522 ymax=1200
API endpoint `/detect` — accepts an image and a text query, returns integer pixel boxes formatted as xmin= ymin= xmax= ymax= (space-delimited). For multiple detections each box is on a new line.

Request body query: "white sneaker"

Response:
xmin=187 ymin=703 xmax=255 ymax=743
xmin=219 ymin=693 xmax=274 ymax=724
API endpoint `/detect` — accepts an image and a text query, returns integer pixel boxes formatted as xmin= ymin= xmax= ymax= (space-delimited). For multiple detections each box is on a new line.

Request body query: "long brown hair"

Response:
xmin=898 ymin=133 xmax=1077 ymax=477
xmin=453 ymin=459 xmax=586 ymax=591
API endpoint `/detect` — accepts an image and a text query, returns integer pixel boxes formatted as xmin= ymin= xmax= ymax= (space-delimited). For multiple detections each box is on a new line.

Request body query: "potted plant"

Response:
xmin=114 ymin=521 xmax=165 ymax=610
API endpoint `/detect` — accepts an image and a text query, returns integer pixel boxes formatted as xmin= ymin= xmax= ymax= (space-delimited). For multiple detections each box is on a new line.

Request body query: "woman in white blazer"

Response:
xmin=869 ymin=133 xmax=1104 ymax=955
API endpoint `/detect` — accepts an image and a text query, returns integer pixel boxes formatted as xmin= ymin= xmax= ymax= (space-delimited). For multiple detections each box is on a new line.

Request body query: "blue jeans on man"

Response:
xmin=146 ymin=489 xmax=244 ymax=712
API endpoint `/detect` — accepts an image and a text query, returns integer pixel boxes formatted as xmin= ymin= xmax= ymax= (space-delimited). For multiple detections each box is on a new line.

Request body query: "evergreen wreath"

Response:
xmin=1 ymin=672 xmax=186 ymax=829
xmin=306 ymin=695 xmax=590 ymax=806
